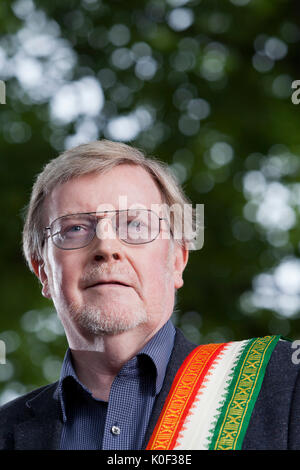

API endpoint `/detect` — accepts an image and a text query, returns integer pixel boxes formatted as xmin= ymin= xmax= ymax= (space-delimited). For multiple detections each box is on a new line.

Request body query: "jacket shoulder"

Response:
xmin=265 ymin=337 xmax=300 ymax=381
xmin=243 ymin=337 xmax=300 ymax=449
xmin=0 ymin=382 xmax=58 ymax=426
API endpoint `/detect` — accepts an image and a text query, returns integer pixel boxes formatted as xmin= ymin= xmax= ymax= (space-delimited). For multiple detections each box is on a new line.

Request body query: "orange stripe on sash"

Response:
xmin=146 ymin=342 xmax=227 ymax=450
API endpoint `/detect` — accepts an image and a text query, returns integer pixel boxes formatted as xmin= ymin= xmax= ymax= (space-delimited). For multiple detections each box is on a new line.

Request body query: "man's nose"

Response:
xmin=92 ymin=218 xmax=123 ymax=262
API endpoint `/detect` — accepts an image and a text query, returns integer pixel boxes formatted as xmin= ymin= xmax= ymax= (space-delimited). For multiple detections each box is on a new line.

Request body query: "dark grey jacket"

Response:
xmin=0 ymin=329 xmax=300 ymax=450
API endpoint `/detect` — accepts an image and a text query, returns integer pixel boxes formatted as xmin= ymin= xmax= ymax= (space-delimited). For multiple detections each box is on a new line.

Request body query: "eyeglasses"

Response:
xmin=43 ymin=209 xmax=169 ymax=250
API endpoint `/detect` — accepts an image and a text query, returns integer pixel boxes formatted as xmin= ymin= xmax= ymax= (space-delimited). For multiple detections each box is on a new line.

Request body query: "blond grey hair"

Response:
xmin=22 ymin=139 xmax=196 ymax=273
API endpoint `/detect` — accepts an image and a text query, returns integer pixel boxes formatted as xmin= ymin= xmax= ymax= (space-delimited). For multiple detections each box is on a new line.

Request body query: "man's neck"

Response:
xmin=68 ymin=325 xmax=161 ymax=401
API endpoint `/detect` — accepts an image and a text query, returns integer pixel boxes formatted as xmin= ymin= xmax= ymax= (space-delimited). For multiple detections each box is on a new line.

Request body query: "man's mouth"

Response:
xmin=87 ymin=280 xmax=130 ymax=289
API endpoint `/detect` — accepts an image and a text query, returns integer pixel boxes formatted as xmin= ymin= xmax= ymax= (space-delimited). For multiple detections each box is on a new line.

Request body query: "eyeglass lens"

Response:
xmin=50 ymin=210 xmax=160 ymax=249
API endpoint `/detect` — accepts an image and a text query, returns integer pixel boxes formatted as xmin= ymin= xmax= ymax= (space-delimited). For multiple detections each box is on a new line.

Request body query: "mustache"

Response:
xmin=80 ymin=264 xmax=135 ymax=285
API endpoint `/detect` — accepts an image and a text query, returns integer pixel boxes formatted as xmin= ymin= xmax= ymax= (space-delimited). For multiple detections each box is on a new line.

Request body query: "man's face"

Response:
xmin=34 ymin=164 xmax=188 ymax=343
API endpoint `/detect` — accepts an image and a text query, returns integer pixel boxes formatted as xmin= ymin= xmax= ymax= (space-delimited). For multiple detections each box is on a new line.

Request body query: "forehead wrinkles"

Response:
xmin=43 ymin=167 xmax=165 ymax=224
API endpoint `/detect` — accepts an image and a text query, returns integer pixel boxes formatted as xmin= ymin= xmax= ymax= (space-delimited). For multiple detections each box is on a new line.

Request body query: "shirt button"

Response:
xmin=111 ymin=425 xmax=121 ymax=436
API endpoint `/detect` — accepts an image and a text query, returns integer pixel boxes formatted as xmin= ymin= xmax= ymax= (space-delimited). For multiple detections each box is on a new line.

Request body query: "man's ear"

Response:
xmin=30 ymin=257 xmax=51 ymax=299
xmin=173 ymin=243 xmax=189 ymax=290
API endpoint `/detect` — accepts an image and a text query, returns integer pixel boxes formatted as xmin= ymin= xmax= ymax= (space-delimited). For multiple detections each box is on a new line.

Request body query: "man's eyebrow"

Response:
xmin=56 ymin=211 xmax=94 ymax=218
xmin=47 ymin=212 xmax=89 ymax=224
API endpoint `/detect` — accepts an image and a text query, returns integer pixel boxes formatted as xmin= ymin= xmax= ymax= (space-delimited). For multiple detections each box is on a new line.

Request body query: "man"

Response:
xmin=0 ymin=140 xmax=300 ymax=450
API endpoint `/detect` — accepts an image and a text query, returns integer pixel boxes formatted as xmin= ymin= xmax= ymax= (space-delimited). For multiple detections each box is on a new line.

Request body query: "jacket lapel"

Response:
xmin=14 ymin=382 xmax=62 ymax=450
xmin=142 ymin=328 xmax=196 ymax=449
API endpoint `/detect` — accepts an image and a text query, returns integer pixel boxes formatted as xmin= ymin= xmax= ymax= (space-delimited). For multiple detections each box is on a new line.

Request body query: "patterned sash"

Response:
xmin=146 ymin=335 xmax=280 ymax=450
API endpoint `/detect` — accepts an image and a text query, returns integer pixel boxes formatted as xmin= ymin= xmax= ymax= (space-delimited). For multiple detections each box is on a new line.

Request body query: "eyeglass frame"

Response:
xmin=43 ymin=209 xmax=171 ymax=250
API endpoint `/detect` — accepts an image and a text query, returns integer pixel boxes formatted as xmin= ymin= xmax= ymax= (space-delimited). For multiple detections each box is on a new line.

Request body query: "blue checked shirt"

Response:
xmin=58 ymin=320 xmax=175 ymax=450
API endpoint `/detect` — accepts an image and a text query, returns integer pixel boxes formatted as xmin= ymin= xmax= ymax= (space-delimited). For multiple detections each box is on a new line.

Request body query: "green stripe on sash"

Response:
xmin=208 ymin=335 xmax=280 ymax=450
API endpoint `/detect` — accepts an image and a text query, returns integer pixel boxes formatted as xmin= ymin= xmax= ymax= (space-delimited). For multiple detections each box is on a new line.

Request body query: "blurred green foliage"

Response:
xmin=1 ymin=0 xmax=300 ymax=404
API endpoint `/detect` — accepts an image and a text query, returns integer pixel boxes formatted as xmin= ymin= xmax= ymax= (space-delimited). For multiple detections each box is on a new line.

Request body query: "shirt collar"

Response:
xmin=136 ymin=319 xmax=175 ymax=395
xmin=58 ymin=319 xmax=175 ymax=422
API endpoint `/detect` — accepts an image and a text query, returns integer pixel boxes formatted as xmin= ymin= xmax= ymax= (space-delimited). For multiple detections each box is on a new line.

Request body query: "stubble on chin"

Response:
xmin=66 ymin=299 xmax=148 ymax=336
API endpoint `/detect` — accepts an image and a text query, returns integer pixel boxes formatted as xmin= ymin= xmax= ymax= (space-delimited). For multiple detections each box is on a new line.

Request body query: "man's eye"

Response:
xmin=62 ymin=225 xmax=89 ymax=236
xmin=129 ymin=220 xmax=144 ymax=229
